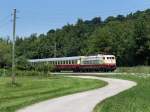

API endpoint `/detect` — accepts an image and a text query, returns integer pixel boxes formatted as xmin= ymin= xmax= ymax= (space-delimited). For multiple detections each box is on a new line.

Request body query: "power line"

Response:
xmin=0 ymin=15 xmax=11 ymax=22
xmin=0 ymin=20 xmax=11 ymax=29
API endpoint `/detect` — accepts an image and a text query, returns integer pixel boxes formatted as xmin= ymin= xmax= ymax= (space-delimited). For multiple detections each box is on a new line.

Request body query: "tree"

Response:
xmin=16 ymin=56 xmax=29 ymax=70
xmin=0 ymin=39 xmax=11 ymax=68
xmin=133 ymin=18 xmax=150 ymax=65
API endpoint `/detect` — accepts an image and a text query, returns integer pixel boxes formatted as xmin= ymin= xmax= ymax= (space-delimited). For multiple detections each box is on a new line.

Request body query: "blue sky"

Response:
xmin=0 ymin=0 xmax=150 ymax=38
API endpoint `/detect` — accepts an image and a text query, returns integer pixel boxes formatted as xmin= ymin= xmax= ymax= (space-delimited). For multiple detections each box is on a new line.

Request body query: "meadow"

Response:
xmin=0 ymin=74 xmax=106 ymax=112
xmin=93 ymin=74 xmax=150 ymax=112
xmin=115 ymin=66 xmax=150 ymax=74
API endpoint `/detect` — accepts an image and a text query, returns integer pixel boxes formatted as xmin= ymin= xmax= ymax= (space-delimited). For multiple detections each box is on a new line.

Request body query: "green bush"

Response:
xmin=32 ymin=63 xmax=54 ymax=73
xmin=0 ymin=69 xmax=11 ymax=77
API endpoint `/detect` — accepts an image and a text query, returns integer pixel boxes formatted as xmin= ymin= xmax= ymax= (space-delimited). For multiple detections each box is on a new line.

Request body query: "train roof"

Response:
xmin=28 ymin=54 xmax=115 ymax=63
xmin=28 ymin=56 xmax=81 ymax=63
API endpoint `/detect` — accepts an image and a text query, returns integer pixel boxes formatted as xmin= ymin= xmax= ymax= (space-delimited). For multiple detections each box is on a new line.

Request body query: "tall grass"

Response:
xmin=0 ymin=69 xmax=52 ymax=77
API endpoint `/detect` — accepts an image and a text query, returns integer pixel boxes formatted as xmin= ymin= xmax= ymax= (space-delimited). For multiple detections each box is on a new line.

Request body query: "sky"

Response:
xmin=0 ymin=0 xmax=150 ymax=38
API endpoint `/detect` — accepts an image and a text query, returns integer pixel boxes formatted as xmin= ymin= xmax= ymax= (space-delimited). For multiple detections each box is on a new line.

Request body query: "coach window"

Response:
xmin=68 ymin=60 xmax=69 ymax=64
xmin=76 ymin=60 xmax=78 ymax=64
xmin=64 ymin=60 xmax=66 ymax=64
xmin=86 ymin=61 xmax=88 ymax=64
xmin=73 ymin=60 xmax=75 ymax=64
xmin=89 ymin=60 xmax=93 ymax=64
xmin=92 ymin=60 xmax=94 ymax=64
xmin=75 ymin=60 xmax=77 ymax=64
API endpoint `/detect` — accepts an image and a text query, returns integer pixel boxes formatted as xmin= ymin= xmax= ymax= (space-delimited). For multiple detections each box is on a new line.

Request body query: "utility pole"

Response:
xmin=12 ymin=9 xmax=16 ymax=84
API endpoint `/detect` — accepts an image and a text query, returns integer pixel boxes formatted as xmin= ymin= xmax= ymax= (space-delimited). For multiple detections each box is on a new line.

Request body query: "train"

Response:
xmin=28 ymin=54 xmax=116 ymax=72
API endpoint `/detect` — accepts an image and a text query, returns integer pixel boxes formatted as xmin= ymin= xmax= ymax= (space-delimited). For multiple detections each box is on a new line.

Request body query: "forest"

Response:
xmin=0 ymin=9 xmax=150 ymax=68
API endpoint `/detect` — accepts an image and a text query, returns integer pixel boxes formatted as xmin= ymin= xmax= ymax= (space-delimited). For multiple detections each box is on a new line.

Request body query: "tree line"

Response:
xmin=0 ymin=9 xmax=150 ymax=68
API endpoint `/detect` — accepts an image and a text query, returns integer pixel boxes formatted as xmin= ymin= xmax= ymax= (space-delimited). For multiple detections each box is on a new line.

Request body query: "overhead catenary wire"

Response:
xmin=0 ymin=15 xmax=11 ymax=22
xmin=0 ymin=15 xmax=12 ymax=39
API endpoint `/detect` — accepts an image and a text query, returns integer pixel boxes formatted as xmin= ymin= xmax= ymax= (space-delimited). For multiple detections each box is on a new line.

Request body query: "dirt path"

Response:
xmin=17 ymin=76 xmax=136 ymax=112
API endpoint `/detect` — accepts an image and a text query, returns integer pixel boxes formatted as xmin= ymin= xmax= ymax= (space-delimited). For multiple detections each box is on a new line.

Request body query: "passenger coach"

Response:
xmin=29 ymin=54 xmax=116 ymax=72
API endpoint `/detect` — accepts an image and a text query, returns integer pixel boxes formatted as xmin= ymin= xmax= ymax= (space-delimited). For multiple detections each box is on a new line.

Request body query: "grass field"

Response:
xmin=0 ymin=76 xmax=106 ymax=112
xmin=115 ymin=66 xmax=150 ymax=74
xmin=93 ymin=74 xmax=150 ymax=112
